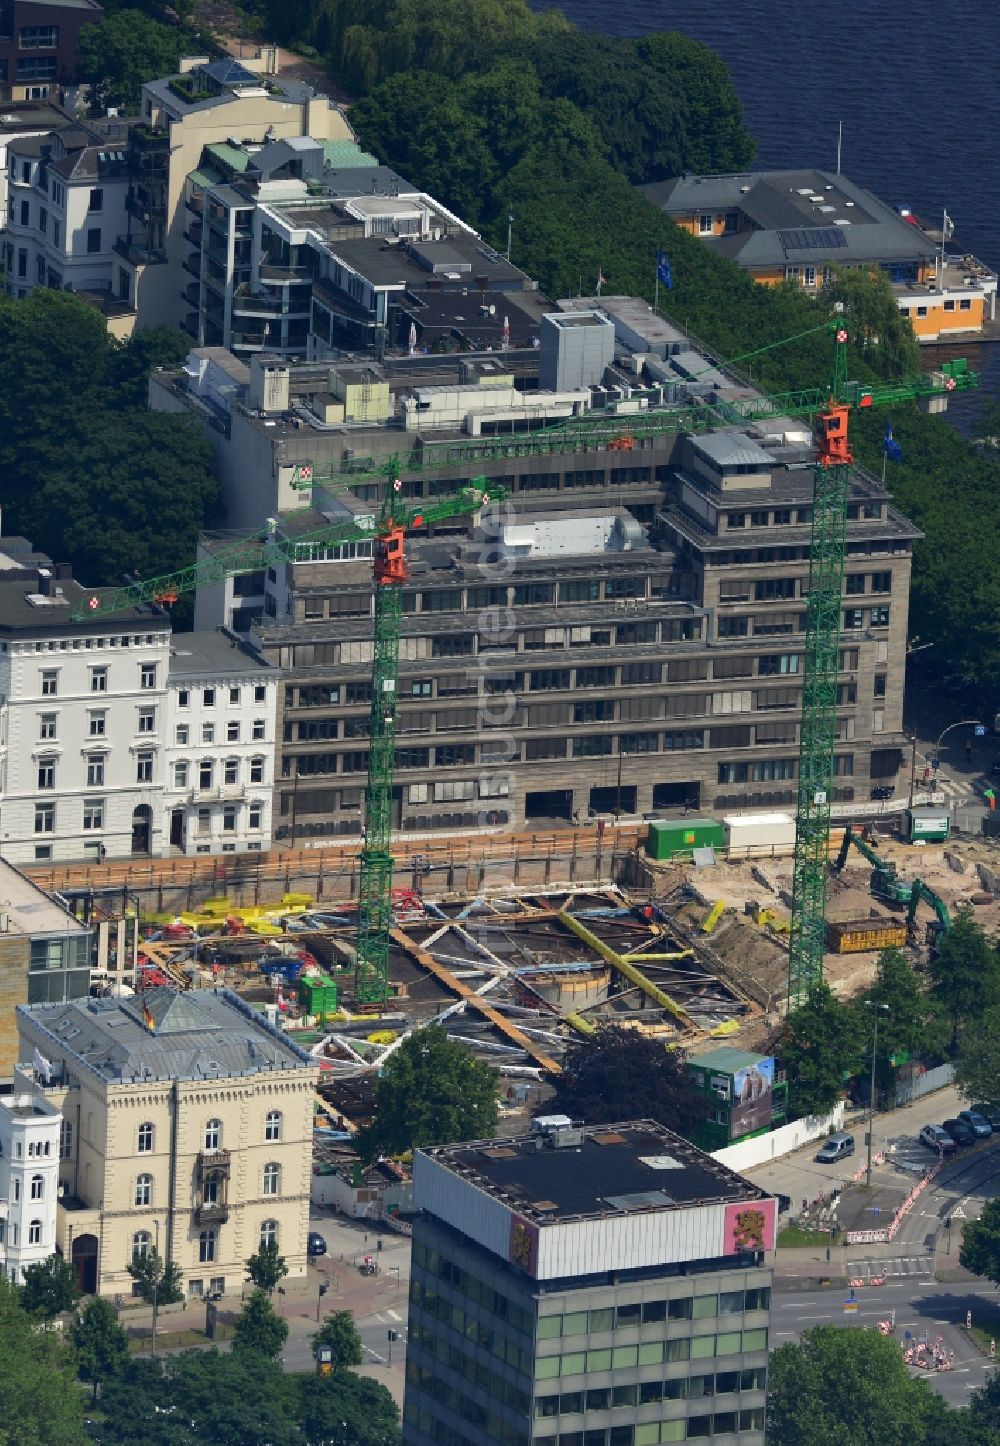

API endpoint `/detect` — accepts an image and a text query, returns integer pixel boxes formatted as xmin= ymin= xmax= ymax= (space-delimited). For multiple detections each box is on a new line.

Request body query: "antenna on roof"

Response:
xmin=836 ymin=120 xmax=843 ymax=176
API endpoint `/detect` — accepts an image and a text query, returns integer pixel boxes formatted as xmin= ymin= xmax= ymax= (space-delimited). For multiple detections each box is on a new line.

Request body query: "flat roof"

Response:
xmin=0 ymin=858 xmax=85 ymax=939
xmin=422 ymin=1119 xmax=766 ymax=1224
xmin=167 ymin=629 xmax=273 ymax=681
xmin=0 ymin=572 xmax=172 ymax=632
xmin=689 ymin=1046 xmax=770 ymax=1074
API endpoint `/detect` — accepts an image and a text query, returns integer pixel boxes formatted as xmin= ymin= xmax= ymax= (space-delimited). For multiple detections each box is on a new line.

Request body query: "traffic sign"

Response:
xmin=931 ymin=756 xmax=941 ymax=770
xmin=976 ymin=725 xmax=987 ymax=737
xmin=843 ymin=1299 xmax=859 ymax=1314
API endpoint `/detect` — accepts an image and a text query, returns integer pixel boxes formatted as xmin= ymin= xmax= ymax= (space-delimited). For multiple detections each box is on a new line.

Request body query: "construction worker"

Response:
xmin=986 ymin=787 xmax=997 ymax=812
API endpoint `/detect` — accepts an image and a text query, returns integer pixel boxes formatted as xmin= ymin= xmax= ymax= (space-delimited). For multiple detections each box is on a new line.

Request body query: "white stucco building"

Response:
xmin=0 ymin=545 xmax=171 ymax=865
xmin=164 ymin=631 xmax=278 ymax=855
xmin=0 ymin=1085 xmax=62 ymax=1284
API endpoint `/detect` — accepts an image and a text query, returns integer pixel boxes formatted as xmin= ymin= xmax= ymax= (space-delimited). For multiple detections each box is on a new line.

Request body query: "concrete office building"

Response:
xmin=404 ymin=1116 xmax=776 ymax=1446
xmin=16 ymin=985 xmax=318 ymax=1298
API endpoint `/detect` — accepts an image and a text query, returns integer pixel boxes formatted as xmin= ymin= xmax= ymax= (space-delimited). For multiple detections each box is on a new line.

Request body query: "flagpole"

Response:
xmin=836 ymin=121 xmax=842 ymax=176
xmin=654 ymin=270 xmax=659 ymax=315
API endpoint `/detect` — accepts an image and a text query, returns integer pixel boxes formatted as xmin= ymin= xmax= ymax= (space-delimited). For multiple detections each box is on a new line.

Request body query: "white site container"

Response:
xmin=724 ymin=811 xmax=796 ymax=858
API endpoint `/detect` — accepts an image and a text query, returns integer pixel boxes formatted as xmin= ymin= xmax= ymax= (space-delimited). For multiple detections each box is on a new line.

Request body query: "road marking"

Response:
xmin=387 ymin=1309 xmax=402 ymax=1321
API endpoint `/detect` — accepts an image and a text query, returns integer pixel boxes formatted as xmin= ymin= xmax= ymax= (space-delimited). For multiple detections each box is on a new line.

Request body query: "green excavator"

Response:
xmin=833 ymin=826 xmax=951 ymax=933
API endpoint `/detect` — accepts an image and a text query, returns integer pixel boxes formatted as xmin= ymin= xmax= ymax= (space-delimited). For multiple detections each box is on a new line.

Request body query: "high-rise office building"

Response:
xmin=404 ymin=1116 xmax=776 ymax=1446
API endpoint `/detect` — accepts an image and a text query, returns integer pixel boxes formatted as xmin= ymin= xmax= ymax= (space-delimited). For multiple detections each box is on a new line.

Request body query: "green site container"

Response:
xmin=297 ymin=972 xmax=339 ymax=1019
xmin=646 ymin=817 xmax=724 ymax=861
xmin=905 ymin=806 xmax=950 ymax=843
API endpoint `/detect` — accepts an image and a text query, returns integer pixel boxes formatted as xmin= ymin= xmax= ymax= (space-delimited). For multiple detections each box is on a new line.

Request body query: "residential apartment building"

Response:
xmin=0 ymin=1082 xmax=61 ymax=1284
xmin=642 ymin=169 xmax=998 ymax=341
xmin=164 ymin=630 xmax=278 ymax=856
xmin=0 ymin=0 xmax=103 ymax=105
xmin=0 ymin=99 xmax=72 ymax=224
xmin=404 ymin=1116 xmax=776 ymax=1446
xmin=0 ymin=545 xmax=172 ymax=865
xmin=0 ymin=855 xmax=91 ymax=1075
xmin=16 ymin=985 xmax=318 ymax=1298
xmin=3 ymin=115 xmax=130 ymax=316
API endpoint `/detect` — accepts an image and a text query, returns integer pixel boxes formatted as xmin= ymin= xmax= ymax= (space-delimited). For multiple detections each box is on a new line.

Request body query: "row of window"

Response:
xmin=299 ymin=578 xmax=663 ymax=620
xmin=7 ymin=1173 xmax=47 ymax=1202
xmin=535 ymin=1368 xmax=767 ymax=1417
xmin=404 ymin=1366 xmax=528 ymax=1446
xmin=131 ymin=1223 xmax=279 ymax=1265
xmin=176 ymin=685 xmax=268 ymax=708
xmin=172 ymin=757 xmax=267 ymax=788
xmin=37 ymin=751 xmax=158 ymax=792
xmin=40 ymin=663 xmax=159 ymax=697
xmin=536 ymin=1330 xmax=768 ymax=1380
xmin=135 ymin=1114 xmax=281 ymax=1153
xmin=132 ymin=1161 xmax=281 ymax=1207
xmin=21 ymin=632 xmax=159 ymax=653
xmin=0 ymin=1219 xmax=44 ymax=1246
xmin=537 ymin=1413 xmax=766 ymax=1445
xmin=175 ymin=718 xmax=268 ymax=744
xmin=413 ymin=1241 xmax=531 ymax=1334
xmin=537 ymin=1290 xmax=771 ymax=1339
xmin=900 ymin=299 xmax=974 ymax=316
xmin=411 ymin=1289 xmax=532 ymax=1377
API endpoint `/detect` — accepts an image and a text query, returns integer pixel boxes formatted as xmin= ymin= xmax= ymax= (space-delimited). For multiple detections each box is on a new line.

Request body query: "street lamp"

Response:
xmin=151 ymin=1218 xmax=160 ymax=1356
xmin=909 ymin=718 xmax=984 ymax=809
xmin=865 ymin=1000 xmax=889 ymax=1188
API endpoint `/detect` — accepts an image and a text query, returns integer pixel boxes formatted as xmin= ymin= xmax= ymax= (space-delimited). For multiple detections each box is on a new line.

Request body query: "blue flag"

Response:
xmin=884 ymin=424 xmax=902 ymax=461
xmin=656 ymin=249 xmax=672 ymax=289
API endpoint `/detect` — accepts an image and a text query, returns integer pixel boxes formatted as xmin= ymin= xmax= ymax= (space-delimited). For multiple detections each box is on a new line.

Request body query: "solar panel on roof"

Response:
xmin=778 ymin=227 xmax=848 ymax=252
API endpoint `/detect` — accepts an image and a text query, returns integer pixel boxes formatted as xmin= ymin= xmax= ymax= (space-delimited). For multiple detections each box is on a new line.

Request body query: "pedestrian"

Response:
xmin=967 ymin=1309 xmax=973 ymax=1330
xmin=923 ymin=765 xmax=931 ymax=784
xmin=991 ymin=1338 xmax=996 ymax=1359
xmin=826 ymin=1246 xmax=831 ymax=1263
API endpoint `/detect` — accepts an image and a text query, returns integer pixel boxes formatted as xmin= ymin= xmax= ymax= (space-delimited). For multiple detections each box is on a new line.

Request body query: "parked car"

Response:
xmin=942 ymin=1118 xmax=976 ymax=1147
xmin=919 ymin=1124 xmax=957 ymax=1154
xmin=958 ymin=1109 xmax=992 ymax=1138
xmin=975 ymin=1103 xmax=1000 ymax=1130
xmin=307 ymin=1232 xmax=328 ymax=1258
xmin=815 ymin=1132 xmax=855 ymax=1164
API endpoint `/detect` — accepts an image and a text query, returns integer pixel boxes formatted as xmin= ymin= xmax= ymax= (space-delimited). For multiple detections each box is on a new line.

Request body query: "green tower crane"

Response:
xmin=73 ymin=478 xmax=506 ymax=1010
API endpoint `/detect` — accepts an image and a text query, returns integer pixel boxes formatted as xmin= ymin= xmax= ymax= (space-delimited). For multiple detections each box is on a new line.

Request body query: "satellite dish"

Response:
xmin=489 ymin=305 xmax=496 ymax=316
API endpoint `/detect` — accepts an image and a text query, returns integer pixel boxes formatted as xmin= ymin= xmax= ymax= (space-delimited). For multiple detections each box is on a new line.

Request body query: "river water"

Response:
xmin=540 ymin=0 xmax=1000 ymax=421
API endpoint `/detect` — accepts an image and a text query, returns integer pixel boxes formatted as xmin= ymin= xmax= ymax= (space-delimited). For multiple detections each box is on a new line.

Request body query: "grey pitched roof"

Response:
xmin=21 ymin=987 xmax=315 ymax=1085
xmin=692 ymin=430 xmax=773 ymax=468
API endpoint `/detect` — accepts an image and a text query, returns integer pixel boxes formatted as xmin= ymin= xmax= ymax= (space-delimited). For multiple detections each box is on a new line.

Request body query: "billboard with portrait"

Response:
xmin=730 ymin=1057 xmax=774 ymax=1138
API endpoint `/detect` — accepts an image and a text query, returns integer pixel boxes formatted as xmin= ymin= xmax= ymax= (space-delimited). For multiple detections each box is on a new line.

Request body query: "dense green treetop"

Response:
xmin=549 ymin=1024 xmax=701 ymax=1137
xmin=233 ymin=1288 xmax=289 ymax=1360
xmin=19 ymin=1254 xmax=81 ymax=1319
xmin=928 ymin=908 xmax=1000 ymax=1045
xmin=0 ymin=1276 xmax=85 ymax=1445
xmin=72 ymin=1295 xmax=130 ymax=1403
xmin=779 ymin=983 xmax=863 ymax=1119
xmin=355 ymin=1023 xmax=498 ymax=1158
xmin=78 ymin=11 xmax=197 ymax=114
xmin=955 ymin=1007 xmax=1000 ymax=1105
xmin=312 ymin=1308 xmax=364 ymax=1370
xmin=960 ymin=1198 xmax=1000 ymax=1287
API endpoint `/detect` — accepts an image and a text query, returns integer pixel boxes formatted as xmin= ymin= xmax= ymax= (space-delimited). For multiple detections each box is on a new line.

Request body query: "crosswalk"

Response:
xmin=848 ymin=1256 xmax=934 ymax=1280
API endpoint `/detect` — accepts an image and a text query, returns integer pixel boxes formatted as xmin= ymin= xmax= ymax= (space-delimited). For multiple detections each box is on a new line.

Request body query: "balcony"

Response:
xmin=188 ymin=784 xmax=247 ymax=803
xmin=259 ymin=262 xmax=314 ymax=283
xmin=183 ymin=282 xmax=201 ymax=309
xmin=115 ymin=237 xmax=165 ymax=267
xmin=231 ymin=330 xmax=269 ymax=351
xmin=195 ymin=1199 xmax=230 ymax=1225
xmin=182 ymin=252 xmax=202 ymax=280
xmin=197 ymin=1148 xmax=230 ymax=1177
xmin=129 ymin=125 xmax=170 ymax=156
xmin=126 ymin=191 xmax=165 ymax=225
xmin=232 ymin=288 xmax=283 ymax=317
xmin=184 ymin=220 xmax=203 ymax=247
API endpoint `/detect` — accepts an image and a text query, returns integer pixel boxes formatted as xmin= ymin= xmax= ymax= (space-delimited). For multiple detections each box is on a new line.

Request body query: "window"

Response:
xmin=37 ymin=757 xmax=55 ymax=789
xmin=132 ymin=1231 xmax=151 ymax=1261
xmin=699 ymin=212 xmax=713 ymax=234
xmin=86 ymin=227 xmax=101 ymax=254
xmin=199 ymin=761 xmax=213 ymax=789
xmin=34 ymin=804 xmax=54 ymax=834
xmin=89 ymin=187 xmax=103 ymax=212
xmin=222 ymin=805 xmax=237 ymax=832
xmin=843 ymin=608 xmax=865 ymax=631
xmin=41 ymin=670 xmax=58 ymax=696
xmin=135 ymin=1173 xmax=151 ymax=1206
xmin=758 ymin=654 xmax=800 ymax=676
xmin=174 ymin=762 xmax=189 ymax=788
xmin=86 ymin=755 xmax=104 ymax=787
xmin=140 ymin=663 xmax=157 ymax=690
xmin=28 ymin=1220 xmax=42 ymax=1245
xmin=19 ymin=25 xmax=58 ymax=47
xmin=871 ymin=571 xmax=892 ymax=594
xmin=203 ymin=689 xmax=215 ymax=707
xmin=248 ymin=804 xmax=262 ymax=829
xmin=20 ymin=199 xmax=29 ymax=226
xmin=254 ymin=685 xmax=267 ymax=703
xmin=39 ymin=713 xmax=57 ymax=740
xmin=137 ymin=1122 xmax=153 ymax=1153
xmin=264 ymin=1110 xmax=281 ymax=1142
xmin=870 ymin=605 xmax=890 ymax=627
xmin=224 ymin=758 xmax=239 ymax=785
xmin=137 ymin=752 xmax=154 ymax=784
xmin=199 ymin=1230 xmax=216 ymax=1263
xmin=250 ymin=757 xmax=265 ymax=784
xmin=226 ymin=721 xmax=240 ymax=743
xmin=197 ymin=808 xmax=210 ymax=835
xmin=845 ymin=573 xmax=866 ymax=595
xmin=260 ymin=1220 xmax=278 ymax=1250
xmin=176 ymin=725 xmax=189 ymax=745
xmin=252 ymin=719 xmax=266 ymax=740
xmin=202 ymin=722 xmax=215 ymax=745
xmin=89 ymin=710 xmax=106 ymax=737
xmin=178 ymin=690 xmax=190 ymax=708
xmin=90 ymin=667 xmax=107 ymax=693
xmin=30 ymin=1173 xmax=43 ymax=1200
xmin=204 ymin=1120 xmax=221 ymax=1151
xmin=83 ymin=799 xmax=104 ymax=831
xmin=263 ymin=1162 xmax=280 ymax=1196
xmin=228 ymin=687 xmax=240 ymax=705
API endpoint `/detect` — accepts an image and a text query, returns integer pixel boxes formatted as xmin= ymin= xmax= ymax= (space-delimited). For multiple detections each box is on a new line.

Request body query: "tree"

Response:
xmin=245 ymin=1240 xmax=289 ymax=1294
xmin=233 ymin=1287 xmax=289 ymax=1360
xmin=126 ymin=1248 xmax=183 ymax=1343
xmin=548 ymin=1023 xmax=702 ymax=1137
xmin=297 ymin=1371 xmax=400 ymax=1446
xmin=0 ymin=1275 xmax=85 ymax=1445
xmin=355 ymin=1024 xmax=497 ymax=1158
xmin=853 ymin=947 xmax=948 ymax=1093
xmin=78 ymin=11 xmax=194 ymax=114
xmin=312 ymin=1309 xmax=364 ymax=1370
xmin=95 ymin=1349 xmax=301 ymax=1446
xmin=72 ymin=1295 xmax=129 ymax=1402
xmin=767 ymin=1325 xmax=945 ymax=1444
xmin=959 ymin=1197 xmax=1000 ymax=1285
xmin=19 ymin=1254 xmax=81 ymax=1318
xmin=956 ymin=1006 xmax=1000 ymax=1104
xmin=779 ymin=983 xmax=863 ymax=1119
xmin=928 ymin=908 xmax=1000 ymax=1045
xmin=824 ymin=264 xmax=921 ymax=380
xmin=107 ymin=325 xmax=192 ymax=411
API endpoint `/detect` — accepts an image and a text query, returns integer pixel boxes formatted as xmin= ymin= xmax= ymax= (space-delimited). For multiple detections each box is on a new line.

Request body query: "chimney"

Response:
xmin=37 ymin=568 xmax=52 ymax=596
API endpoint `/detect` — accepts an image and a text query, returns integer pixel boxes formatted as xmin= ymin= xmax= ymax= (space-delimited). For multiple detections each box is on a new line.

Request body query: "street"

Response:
xmin=772 ymin=1278 xmax=998 ymax=1407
